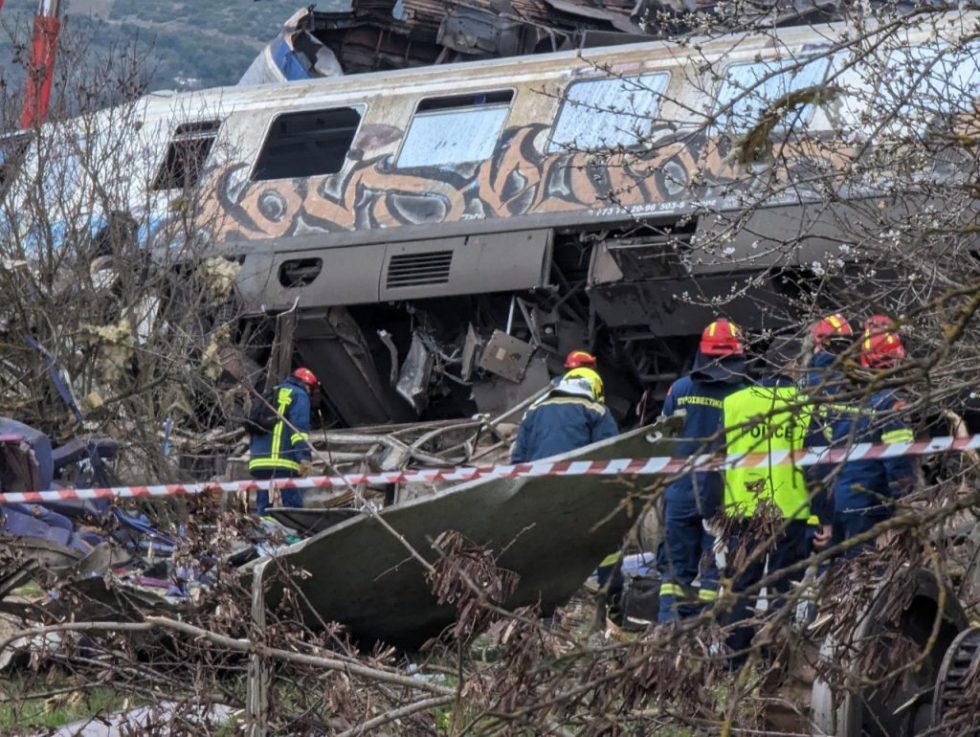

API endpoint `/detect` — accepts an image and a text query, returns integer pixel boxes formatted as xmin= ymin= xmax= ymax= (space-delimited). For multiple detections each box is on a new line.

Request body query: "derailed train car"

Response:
xmin=1 ymin=9 xmax=977 ymax=426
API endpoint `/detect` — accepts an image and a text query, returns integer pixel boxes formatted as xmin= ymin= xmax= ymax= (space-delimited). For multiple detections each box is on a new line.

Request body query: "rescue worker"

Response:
xmin=827 ymin=315 xmax=916 ymax=556
xmin=511 ymin=367 xmax=618 ymax=463
xmin=249 ymin=367 xmax=317 ymax=515
xmin=806 ymin=312 xmax=854 ymax=392
xmin=657 ymin=319 xmax=748 ymax=623
xmin=804 ymin=313 xmax=855 ymax=551
xmin=719 ymin=337 xmax=829 ymax=663
xmin=552 ymin=351 xmax=624 ymax=614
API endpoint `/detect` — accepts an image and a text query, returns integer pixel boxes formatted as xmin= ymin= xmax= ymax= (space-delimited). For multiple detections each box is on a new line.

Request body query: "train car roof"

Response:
xmin=131 ymin=9 xmax=975 ymax=122
xmin=132 ymin=16 xmax=858 ymax=118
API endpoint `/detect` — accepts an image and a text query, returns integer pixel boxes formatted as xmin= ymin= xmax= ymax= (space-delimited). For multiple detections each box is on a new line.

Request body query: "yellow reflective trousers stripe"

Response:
xmin=881 ymin=428 xmax=914 ymax=444
xmin=248 ymin=457 xmax=301 ymax=472
xmin=659 ymin=582 xmax=685 ymax=597
xmin=599 ymin=552 xmax=621 ymax=568
xmin=290 ymin=432 xmax=309 ymax=445
xmin=659 ymin=582 xmax=717 ymax=602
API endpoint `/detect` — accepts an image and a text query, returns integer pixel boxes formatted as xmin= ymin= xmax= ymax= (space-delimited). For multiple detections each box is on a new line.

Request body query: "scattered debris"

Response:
xmin=80 ymin=318 xmax=135 ymax=385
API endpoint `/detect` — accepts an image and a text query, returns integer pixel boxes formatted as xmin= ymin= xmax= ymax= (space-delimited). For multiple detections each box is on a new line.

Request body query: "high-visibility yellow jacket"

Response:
xmin=722 ymin=381 xmax=812 ymax=521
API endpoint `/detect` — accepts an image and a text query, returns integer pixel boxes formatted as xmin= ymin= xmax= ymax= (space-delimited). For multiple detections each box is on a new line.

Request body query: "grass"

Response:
xmin=9 ymin=582 xmax=44 ymax=599
xmin=0 ymin=675 xmax=131 ymax=732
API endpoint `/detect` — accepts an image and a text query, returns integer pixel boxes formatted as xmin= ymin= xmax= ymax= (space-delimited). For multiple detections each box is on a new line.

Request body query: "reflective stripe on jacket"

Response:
xmin=722 ymin=382 xmax=812 ymax=521
xmin=828 ymin=388 xmax=916 ymax=513
xmin=248 ymin=376 xmax=312 ymax=474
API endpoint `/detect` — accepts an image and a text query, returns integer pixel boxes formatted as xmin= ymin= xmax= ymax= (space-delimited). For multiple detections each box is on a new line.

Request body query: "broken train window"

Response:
xmin=152 ymin=120 xmax=221 ymax=191
xmin=0 ymin=132 xmax=30 ymax=202
xmin=872 ymin=42 xmax=979 ymax=137
xmin=252 ymin=107 xmax=362 ymax=181
xmin=548 ymin=73 xmax=669 ymax=153
xmin=396 ymin=91 xmax=514 ymax=169
xmin=714 ymin=57 xmax=831 ymax=135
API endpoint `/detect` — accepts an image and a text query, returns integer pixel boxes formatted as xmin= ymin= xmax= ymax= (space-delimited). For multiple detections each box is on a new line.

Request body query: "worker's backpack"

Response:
xmin=245 ymin=389 xmax=283 ymax=435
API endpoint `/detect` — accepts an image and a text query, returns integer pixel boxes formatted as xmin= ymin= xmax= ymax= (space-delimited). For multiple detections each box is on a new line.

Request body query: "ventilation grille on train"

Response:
xmin=386 ymin=251 xmax=453 ymax=288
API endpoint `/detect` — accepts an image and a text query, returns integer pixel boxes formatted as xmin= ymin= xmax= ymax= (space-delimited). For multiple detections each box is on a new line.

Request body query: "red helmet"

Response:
xmin=292 ymin=367 xmax=319 ymax=387
xmin=564 ymin=350 xmax=597 ymax=369
xmin=860 ymin=315 xmax=906 ymax=368
xmin=699 ymin=319 xmax=744 ymax=357
xmin=812 ymin=313 xmax=854 ymax=345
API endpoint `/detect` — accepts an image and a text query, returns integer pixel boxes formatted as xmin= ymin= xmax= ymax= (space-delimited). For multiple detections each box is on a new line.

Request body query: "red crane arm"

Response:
xmin=19 ymin=0 xmax=62 ymax=129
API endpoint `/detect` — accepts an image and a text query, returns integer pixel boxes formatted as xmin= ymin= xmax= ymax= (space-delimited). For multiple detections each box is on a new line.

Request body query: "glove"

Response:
xmin=299 ymin=460 xmax=313 ymax=478
xmin=812 ymin=524 xmax=833 ymax=550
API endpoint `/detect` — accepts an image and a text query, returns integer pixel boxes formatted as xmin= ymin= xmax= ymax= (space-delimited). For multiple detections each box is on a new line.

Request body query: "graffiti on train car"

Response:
xmin=201 ymin=119 xmax=869 ymax=241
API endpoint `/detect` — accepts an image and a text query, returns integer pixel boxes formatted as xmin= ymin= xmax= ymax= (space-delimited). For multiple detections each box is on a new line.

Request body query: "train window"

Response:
xmin=416 ymin=91 xmax=514 ymax=112
xmin=715 ymin=57 xmax=830 ymax=134
xmin=253 ymin=107 xmax=362 ymax=181
xmin=278 ymin=257 xmax=323 ymax=288
xmin=548 ymin=73 xmax=669 ymax=153
xmin=152 ymin=120 xmax=221 ymax=191
xmin=397 ymin=91 xmax=514 ymax=168
xmin=0 ymin=133 xmax=30 ymax=201
xmin=875 ymin=43 xmax=979 ymax=134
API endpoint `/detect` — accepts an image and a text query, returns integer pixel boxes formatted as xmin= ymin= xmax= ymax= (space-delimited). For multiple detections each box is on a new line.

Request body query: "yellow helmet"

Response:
xmin=562 ymin=367 xmax=605 ymax=403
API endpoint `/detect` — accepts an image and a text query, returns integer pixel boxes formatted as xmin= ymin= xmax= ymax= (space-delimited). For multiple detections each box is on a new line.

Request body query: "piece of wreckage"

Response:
xmin=2 ymin=7 xmax=977 ymax=433
xmin=0 ymin=416 xmax=680 ymax=638
xmin=5 ymin=419 xmax=980 ymax=736
xmin=239 ymin=0 xmax=853 ymax=83
xmin=0 ymin=419 xmax=181 ymax=597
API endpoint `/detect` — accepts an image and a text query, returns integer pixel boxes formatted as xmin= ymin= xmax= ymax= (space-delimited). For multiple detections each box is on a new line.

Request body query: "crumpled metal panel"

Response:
xmin=295 ymin=307 xmax=417 ymax=426
xmin=396 ymin=334 xmax=434 ymax=413
xmin=477 ymin=330 xmax=534 ymax=384
xmin=251 ymin=0 xmax=858 ymax=77
xmin=255 ymin=417 xmax=682 ymax=649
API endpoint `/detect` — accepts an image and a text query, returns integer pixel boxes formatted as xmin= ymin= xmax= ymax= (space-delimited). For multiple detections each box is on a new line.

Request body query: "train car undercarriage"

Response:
xmin=232 ymin=204 xmax=858 ymax=428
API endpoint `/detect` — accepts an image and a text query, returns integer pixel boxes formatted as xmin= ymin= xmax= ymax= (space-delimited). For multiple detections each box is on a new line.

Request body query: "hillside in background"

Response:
xmin=0 ymin=0 xmax=339 ymax=95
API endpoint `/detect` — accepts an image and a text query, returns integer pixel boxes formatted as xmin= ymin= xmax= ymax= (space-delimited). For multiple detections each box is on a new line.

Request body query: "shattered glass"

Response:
xmin=714 ymin=56 xmax=830 ymax=134
xmin=548 ymin=73 xmax=669 ymax=152
xmin=397 ymin=105 xmax=510 ymax=168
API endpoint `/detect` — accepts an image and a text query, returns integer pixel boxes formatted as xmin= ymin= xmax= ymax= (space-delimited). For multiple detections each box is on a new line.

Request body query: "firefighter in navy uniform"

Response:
xmin=719 ymin=337 xmax=828 ymax=664
xmin=806 ymin=313 xmax=854 ymax=392
xmin=804 ymin=313 xmax=855 ymax=552
xmin=829 ymin=316 xmax=917 ymax=556
xmin=657 ymin=319 xmax=748 ymax=623
xmin=249 ymin=368 xmax=317 ymax=515
xmin=512 ymin=367 xmax=618 ymax=463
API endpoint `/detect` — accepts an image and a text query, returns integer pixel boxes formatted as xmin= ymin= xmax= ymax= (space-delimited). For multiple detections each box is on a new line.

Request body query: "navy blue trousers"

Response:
xmin=724 ymin=519 xmax=808 ymax=662
xmin=250 ymin=468 xmax=303 ymax=515
xmin=833 ymin=510 xmax=891 ymax=559
xmin=657 ymin=508 xmax=719 ymax=623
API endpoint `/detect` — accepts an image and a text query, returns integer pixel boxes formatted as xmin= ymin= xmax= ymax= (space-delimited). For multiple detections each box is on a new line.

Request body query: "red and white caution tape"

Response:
xmin=1 ymin=434 xmax=979 ymax=505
